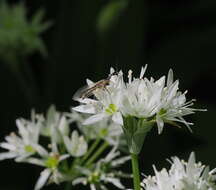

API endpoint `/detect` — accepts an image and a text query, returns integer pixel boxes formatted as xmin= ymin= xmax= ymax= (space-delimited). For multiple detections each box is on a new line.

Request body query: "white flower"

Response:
xmin=73 ymin=68 xmax=125 ymax=125
xmin=41 ymin=106 xmax=70 ymax=144
xmin=73 ymin=66 xmax=205 ymax=134
xmin=63 ymin=130 xmax=88 ymax=157
xmin=66 ymin=110 xmax=123 ymax=146
xmin=26 ymin=143 xmax=69 ymax=190
xmin=72 ymin=146 xmax=131 ymax=190
xmin=141 ymin=152 xmax=216 ymax=190
xmin=0 ymin=111 xmax=43 ymax=162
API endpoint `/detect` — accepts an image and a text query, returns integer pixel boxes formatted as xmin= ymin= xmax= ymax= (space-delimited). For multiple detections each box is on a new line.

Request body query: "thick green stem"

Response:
xmin=131 ymin=153 xmax=141 ymax=190
xmin=85 ymin=141 xmax=109 ymax=166
xmin=80 ymin=138 xmax=101 ymax=165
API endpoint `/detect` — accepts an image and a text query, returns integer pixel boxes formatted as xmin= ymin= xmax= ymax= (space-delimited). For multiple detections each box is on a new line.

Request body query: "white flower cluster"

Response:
xmin=73 ymin=146 xmax=131 ymax=190
xmin=73 ymin=65 xmax=204 ymax=134
xmin=141 ymin=152 xmax=216 ymax=190
xmin=0 ymin=106 xmax=130 ymax=190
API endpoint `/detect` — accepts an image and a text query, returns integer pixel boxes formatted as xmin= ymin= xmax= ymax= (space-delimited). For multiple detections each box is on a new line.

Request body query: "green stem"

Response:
xmin=131 ymin=153 xmax=141 ymax=190
xmin=80 ymin=138 xmax=101 ymax=165
xmin=85 ymin=141 xmax=109 ymax=166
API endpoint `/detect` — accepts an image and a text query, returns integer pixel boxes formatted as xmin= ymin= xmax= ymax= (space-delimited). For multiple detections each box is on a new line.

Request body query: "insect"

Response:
xmin=73 ymin=71 xmax=118 ymax=100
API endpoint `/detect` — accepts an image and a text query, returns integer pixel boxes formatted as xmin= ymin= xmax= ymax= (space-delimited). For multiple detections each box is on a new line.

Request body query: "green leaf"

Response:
xmin=97 ymin=0 xmax=128 ymax=34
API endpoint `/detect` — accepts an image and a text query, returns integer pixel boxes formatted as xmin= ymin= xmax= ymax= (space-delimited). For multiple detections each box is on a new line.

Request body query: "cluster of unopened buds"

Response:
xmin=1 ymin=65 xmax=214 ymax=190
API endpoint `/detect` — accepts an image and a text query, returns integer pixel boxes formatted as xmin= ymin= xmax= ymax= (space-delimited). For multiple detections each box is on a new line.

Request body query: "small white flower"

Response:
xmin=66 ymin=110 xmax=123 ymax=146
xmin=41 ymin=106 xmax=70 ymax=144
xmin=141 ymin=152 xmax=216 ymax=190
xmin=26 ymin=143 xmax=69 ymax=190
xmin=63 ymin=130 xmax=88 ymax=157
xmin=0 ymin=112 xmax=43 ymax=162
xmin=72 ymin=146 xmax=131 ymax=190
xmin=73 ymin=68 xmax=125 ymax=126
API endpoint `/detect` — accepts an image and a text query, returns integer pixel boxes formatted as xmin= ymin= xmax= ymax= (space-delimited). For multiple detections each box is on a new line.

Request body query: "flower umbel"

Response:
xmin=141 ymin=152 xmax=216 ymax=190
xmin=73 ymin=66 xmax=205 ymax=154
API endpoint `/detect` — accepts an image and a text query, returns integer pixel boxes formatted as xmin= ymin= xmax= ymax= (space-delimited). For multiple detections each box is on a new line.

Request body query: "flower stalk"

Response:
xmin=131 ymin=153 xmax=141 ymax=190
xmin=85 ymin=141 xmax=109 ymax=166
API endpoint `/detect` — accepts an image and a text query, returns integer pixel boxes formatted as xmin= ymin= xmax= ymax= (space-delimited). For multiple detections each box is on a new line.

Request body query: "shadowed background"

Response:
xmin=0 ymin=0 xmax=216 ymax=189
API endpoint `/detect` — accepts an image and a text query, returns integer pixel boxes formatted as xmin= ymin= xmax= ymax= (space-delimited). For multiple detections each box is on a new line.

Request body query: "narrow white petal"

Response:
xmin=72 ymin=177 xmax=87 ymax=185
xmin=25 ymin=158 xmax=45 ymax=166
xmin=83 ymin=113 xmax=106 ymax=125
xmin=73 ymin=105 xmax=96 ymax=114
xmin=0 ymin=152 xmax=17 ymax=160
xmin=0 ymin=142 xmax=16 ymax=151
xmin=140 ymin=65 xmax=148 ymax=79
xmin=86 ymin=78 xmax=94 ymax=86
xmin=90 ymin=184 xmax=96 ymax=190
xmin=63 ymin=136 xmax=72 ymax=154
xmin=105 ymin=177 xmax=125 ymax=189
xmin=76 ymin=98 xmax=98 ymax=104
xmin=112 ymin=112 xmax=123 ymax=125
xmin=59 ymin=154 xmax=70 ymax=161
xmin=110 ymin=67 xmax=115 ymax=74
xmin=167 ymin=69 xmax=173 ymax=87
xmin=34 ymin=144 xmax=49 ymax=157
xmin=34 ymin=169 xmax=51 ymax=190
xmin=156 ymin=115 xmax=164 ymax=134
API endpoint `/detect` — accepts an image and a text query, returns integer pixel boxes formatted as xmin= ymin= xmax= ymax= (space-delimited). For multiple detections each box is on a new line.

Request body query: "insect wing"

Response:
xmin=73 ymin=85 xmax=91 ymax=101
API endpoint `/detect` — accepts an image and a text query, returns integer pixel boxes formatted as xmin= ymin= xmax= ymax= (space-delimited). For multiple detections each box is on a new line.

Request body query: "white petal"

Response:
xmin=75 ymin=136 xmax=88 ymax=157
xmin=0 ymin=142 xmax=16 ymax=151
xmin=112 ymin=112 xmax=123 ymax=125
xmin=86 ymin=78 xmax=94 ymax=86
xmin=34 ymin=169 xmax=51 ymax=190
xmin=156 ymin=115 xmax=164 ymax=134
xmin=25 ymin=158 xmax=45 ymax=166
xmin=72 ymin=177 xmax=87 ymax=185
xmin=140 ymin=64 xmax=148 ymax=79
xmin=59 ymin=154 xmax=70 ymax=161
xmin=167 ymin=69 xmax=173 ymax=87
xmin=34 ymin=144 xmax=49 ymax=157
xmin=0 ymin=152 xmax=17 ymax=160
xmin=63 ymin=136 xmax=72 ymax=154
xmin=90 ymin=184 xmax=97 ymax=190
xmin=105 ymin=177 xmax=125 ymax=189
xmin=73 ymin=105 xmax=96 ymax=114
xmin=110 ymin=67 xmax=115 ymax=74
xmin=58 ymin=116 xmax=69 ymax=136
xmin=83 ymin=113 xmax=106 ymax=125
xmin=76 ymin=98 xmax=98 ymax=104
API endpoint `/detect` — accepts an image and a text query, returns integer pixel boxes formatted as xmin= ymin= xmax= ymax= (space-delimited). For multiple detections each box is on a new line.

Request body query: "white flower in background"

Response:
xmin=66 ymin=110 xmax=123 ymax=146
xmin=41 ymin=105 xmax=70 ymax=144
xmin=26 ymin=143 xmax=69 ymax=190
xmin=63 ymin=130 xmax=88 ymax=157
xmin=0 ymin=111 xmax=43 ymax=162
xmin=141 ymin=152 xmax=216 ymax=190
xmin=72 ymin=146 xmax=131 ymax=190
xmin=73 ymin=65 xmax=205 ymax=134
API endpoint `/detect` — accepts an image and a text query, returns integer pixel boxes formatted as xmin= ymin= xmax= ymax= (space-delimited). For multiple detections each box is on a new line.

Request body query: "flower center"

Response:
xmin=88 ymin=171 xmax=100 ymax=183
xmin=25 ymin=145 xmax=35 ymax=153
xmin=45 ymin=156 xmax=59 ymax=169
xmin=105 ymin=104 xmax=117 ymax=114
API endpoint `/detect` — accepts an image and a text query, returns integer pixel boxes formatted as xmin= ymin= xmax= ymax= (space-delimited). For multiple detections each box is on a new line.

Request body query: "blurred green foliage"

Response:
xmin=0 ymin=1 xmax=51 ymax=67
xmin=97 ymin=0 xmax=128 ymax=34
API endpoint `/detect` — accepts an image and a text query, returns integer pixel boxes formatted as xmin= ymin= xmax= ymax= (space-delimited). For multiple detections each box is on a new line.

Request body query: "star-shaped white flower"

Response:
xmin=0 ymin=112 xmax=43 ymax=162
xmin=141 ymin=152 xmax=216 ymax=190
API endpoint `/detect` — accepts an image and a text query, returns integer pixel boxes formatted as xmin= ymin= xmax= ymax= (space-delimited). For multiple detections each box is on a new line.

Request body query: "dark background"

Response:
xmin=0 ymin=0 xmax=216 ymax=189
